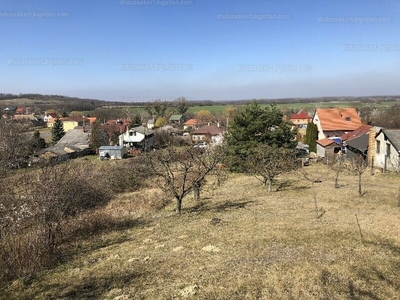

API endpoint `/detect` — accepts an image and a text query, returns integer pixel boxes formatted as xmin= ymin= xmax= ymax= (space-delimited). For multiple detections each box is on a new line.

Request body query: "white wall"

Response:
xmin=312 ymin=111 xmax=325 ymax=140
xmin=375 ymin=133 xmax=400 ymax=172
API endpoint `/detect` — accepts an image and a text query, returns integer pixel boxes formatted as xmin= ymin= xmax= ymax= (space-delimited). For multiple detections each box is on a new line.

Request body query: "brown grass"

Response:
xmin=2 ymin=162 xmax=400 ymax=299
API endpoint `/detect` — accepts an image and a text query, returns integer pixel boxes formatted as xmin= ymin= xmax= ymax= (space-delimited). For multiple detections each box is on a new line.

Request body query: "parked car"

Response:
xmin=193 ymin=142 xmax=208 ymax=149
xmin=296 ymin=148 xmax=310 ymax=166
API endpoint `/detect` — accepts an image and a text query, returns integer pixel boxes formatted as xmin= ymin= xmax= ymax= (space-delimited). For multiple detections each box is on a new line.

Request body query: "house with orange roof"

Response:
xmin=183 ymin=118 xmax=202 ymax=131
xmin=316 ymin=124 xmax=374 ymax=159
xmin=313 ymin=108 xmax=363 ymax=140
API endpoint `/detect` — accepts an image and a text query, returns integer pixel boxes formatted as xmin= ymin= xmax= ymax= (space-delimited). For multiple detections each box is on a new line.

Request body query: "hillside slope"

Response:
xmin=3 ymin=163 xmax=400 ymax=299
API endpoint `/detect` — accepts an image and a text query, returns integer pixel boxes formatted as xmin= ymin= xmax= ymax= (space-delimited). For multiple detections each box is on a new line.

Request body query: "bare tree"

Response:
xmin=334 ymin=154 xmax=344 ymax=188
xmin=0 ymin=119 xmax=31 ymax=176
xmin=145 ymin=99 xmax=170 ymax=118
xmin=246 ymin=145 xmax=297 ymax=192
xmin=145 ymin=146 xmax=225 ymax=214
xmin=174 ymin=97 xmax=190 ymax=115
xmin=351 ymin=154 xmax=368 ymax=196
xmin=299 ymin=169 xmax=325 ymax=219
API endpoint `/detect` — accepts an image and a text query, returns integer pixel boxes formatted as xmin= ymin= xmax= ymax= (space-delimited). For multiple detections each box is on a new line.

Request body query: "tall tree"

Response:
xmin=51 ymin=117 xmax=66 ymax=144
xmin=174 ymin=97 xmax=190 ymax=115
xmin=145 ymin=100 xmax=170 ymax=118
xmin=304 ymin=122 xmax=318 ymax=153
xmin=226 ymin=101 xmax=296 ymax=171
xmin=90 ymin=120 xmax=107 ymax=151
xmin=195 ymin=110 xmax=213 ymax=124
xmin=29 ymin=130 xmax=46 ymax=154
xmin=0 ymin=119 xmax=30 ymax=175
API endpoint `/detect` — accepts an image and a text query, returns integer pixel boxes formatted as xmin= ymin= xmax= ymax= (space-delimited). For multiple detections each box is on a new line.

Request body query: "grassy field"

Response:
xmin=2 ymin=162 xmax=400 ymax=299
xmin=126 ymin=101 xmax=398 ymax=115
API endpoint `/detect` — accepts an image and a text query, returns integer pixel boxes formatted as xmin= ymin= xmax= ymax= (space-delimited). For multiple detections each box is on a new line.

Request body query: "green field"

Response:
xmin=125 ymin=100 xmax=399 ymax=115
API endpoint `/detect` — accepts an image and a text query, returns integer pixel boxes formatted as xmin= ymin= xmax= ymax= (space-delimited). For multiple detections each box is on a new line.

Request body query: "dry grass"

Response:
xmin=2 ymin=162 xmax=400 ymax=299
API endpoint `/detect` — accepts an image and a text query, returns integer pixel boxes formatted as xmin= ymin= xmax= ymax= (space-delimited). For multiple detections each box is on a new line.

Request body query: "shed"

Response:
xmin=98 ymin=146 xmax=127 ymax=160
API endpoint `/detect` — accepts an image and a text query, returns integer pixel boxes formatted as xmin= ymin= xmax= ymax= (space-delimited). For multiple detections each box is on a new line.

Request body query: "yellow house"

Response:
xmin=47 ymin=117 xmax=79 ymax=132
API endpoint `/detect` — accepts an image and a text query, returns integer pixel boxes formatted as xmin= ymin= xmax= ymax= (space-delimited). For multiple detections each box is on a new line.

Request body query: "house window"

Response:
xmin=129 ymin=131 xmax=136 ymax=136
xmin=376 ymin=140 xmax=380 ymax=154
xmin=386 ymin=144 xmax=391 ymax=157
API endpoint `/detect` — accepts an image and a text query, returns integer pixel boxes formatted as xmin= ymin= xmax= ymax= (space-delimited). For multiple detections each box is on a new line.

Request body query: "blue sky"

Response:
xmin=1 ymin=0 xmax=399 ymax=101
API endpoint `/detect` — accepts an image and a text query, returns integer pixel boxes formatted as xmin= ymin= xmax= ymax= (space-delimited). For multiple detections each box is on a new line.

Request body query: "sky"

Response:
xmin=1 ymin=0 xmax=399 ymax=102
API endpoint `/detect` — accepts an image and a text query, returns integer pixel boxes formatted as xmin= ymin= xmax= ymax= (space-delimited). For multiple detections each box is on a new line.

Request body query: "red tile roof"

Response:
xmin=315 ymin=108 xmax=362 ymax=131
xmin=339 ymin=124 xmax=373 ymax=141
xmin=192 ymin=125 xmax=225 ymax=136
xmin=290 ymin=110 xmax=311 ymax=120
xmin=316 ymin=138 xmax=340 ymax=147
xmin=184 ymin=118 xmax=200 ymax=126
xmin=106 ymin=119 xmax=131 ymax=126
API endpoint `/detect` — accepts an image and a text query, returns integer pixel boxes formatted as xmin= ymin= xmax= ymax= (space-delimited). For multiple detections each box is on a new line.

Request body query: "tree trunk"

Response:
xmin=176 ymin=198 xmax=182 ymax=214
xmin=193 ymin=182 xmax=200 ymax=200
xmin=267 ymin=179 xmax=272 ymax=192
xmin=335 ymin=155 xmax=342 ymax=188
xmin=397 ymin=186 xmax=400 ymax=207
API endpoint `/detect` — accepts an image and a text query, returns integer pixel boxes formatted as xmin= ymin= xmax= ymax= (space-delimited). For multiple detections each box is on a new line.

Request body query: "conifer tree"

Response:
xmin=304 ymin=122 xmax=318 ymax=153
xmin=51 ymin=117 xmax=66 ymax=144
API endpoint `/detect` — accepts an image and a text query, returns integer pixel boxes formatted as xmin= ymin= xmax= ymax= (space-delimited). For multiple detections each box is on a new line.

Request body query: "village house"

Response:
xmin=39 ymin=128 xmax=93 ymax=162
xmin=316 ymin=124 xmax=373 ymax=159
xmin=43 ymin=112 xmax=57 ymax=122
xmin=183 ymin=118 xmax=202 ymax=131
xmin=147 ymin=118 xmax=155 ymax=129
xmin=191 ymin=124 xmax=225 ymax=145
xmin=47 ymin=118 xmax=79 ymax=131
xmin=46 ymin=116 xmax=97 ymax=132
xmin=341 ymin=124 xmax=373 ymax=158
xmin=169 ymin=114 xmax=185 ymax=125
xmin=101 ymin=120 xmax=129 ymax=145
xmin=313 ymin=108 xmax=363 ymax=140
xmin=119 ymin=125 xmax=154 ymax=152
xmin=374 ymin=129 xmax=400 ymax=172
xmin=289 ymin=110 xmax=312 ymax=139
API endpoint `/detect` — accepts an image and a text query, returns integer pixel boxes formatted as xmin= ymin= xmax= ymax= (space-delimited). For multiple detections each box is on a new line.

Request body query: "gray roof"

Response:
xmin=130 ymin=126 xmax=154 ymax=136
xmin=54 ymin=128 xmax=90 ymax=149
xmin=346 ymin=134 xmax=369 ymax=152
xmin=99 ymin=146 xmax=124 ymax=150
xmin=380 ymin=129 xmax=400 ymax=152
xmin=40 ymin=129 xmax=90 ymax=156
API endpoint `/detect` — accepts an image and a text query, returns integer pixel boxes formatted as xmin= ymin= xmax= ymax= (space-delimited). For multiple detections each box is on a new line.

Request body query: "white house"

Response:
xmin=312 ymin=108 xmax=363 ymax=140
xmin=119 ymin=126 xmax=154 ymax=151
xmin=374 ymin=129 xmax=400 ymax=172
xmin=43 ymin=113 xmax=57 ymax=122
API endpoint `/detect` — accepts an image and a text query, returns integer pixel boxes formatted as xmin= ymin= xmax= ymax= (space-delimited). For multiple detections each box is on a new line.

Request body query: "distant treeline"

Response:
xmin=1 ymin=93 xmax=399 ymax=109
xmin=0 ymin=93 xmax=107 ymax=112
xmin=106 ymin=96 xmax=400 ymax=108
